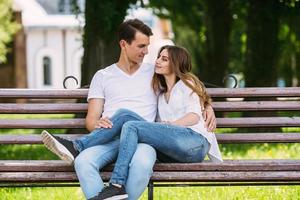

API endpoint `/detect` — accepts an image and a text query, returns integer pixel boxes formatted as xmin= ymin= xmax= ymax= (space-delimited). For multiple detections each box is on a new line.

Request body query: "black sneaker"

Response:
xmin=41 ymin=130 xmax=79 ymax=164
xmin=89 ymin=184 xmax=128 ymax=200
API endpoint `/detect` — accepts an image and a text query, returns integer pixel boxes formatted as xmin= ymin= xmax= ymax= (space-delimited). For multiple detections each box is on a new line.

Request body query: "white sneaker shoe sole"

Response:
xmin=41 ymin=130 xmax=74 ymax=165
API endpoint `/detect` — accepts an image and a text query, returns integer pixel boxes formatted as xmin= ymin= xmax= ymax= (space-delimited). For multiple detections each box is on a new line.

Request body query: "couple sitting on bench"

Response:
xmin=41 ymin=19 xmax=222 ymax=200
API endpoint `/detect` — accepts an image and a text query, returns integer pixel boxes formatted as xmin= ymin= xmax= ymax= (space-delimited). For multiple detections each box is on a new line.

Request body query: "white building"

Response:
xmin=13 ymin=0 xmax=83 ymax=89
xmin=12 ymin=0 xmax=173 ymax=89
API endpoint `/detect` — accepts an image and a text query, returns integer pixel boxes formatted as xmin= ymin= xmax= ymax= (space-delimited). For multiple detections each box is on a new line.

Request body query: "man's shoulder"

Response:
xmin=94 ymin=63 xmax=117 ymax=76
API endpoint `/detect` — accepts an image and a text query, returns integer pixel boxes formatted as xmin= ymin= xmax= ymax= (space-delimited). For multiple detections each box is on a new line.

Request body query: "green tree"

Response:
xmin=244 ymin=0 xmax=280 ymax=87
xmin=149 ymin=0 xmax=232 ymax=87
xmin=80 ymin=0 xmax=137 ymax=86
xmin=0 ymin=0 xmax=19 ymax=63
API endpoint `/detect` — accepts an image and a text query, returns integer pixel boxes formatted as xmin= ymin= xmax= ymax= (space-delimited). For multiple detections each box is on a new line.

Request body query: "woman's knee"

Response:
xmin=114 ymin=108 xmax=140 ymax=119
xmin=123 ymin=121 xmax=145 ymax=131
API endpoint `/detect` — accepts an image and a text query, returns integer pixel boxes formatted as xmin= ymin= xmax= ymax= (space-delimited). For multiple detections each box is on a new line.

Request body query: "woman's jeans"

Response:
xmin=110 ymin=121 xmax=210 ymax=186
xmin=73 ymin=108 xmax=145 ymax=152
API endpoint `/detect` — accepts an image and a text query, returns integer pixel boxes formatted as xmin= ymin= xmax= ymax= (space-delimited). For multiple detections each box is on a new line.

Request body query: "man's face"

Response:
xmin=123 ymin=31 xmax=150 ymax=64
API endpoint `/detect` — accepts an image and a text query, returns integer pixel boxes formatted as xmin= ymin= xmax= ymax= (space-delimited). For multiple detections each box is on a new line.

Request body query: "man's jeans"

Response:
xmin=74 ymin=139 xmax=156 ymax=200
xmin=110 ymin=121 xmax=210 ymax=186
xmin=73 ymin=108 xmax=146 ymax=152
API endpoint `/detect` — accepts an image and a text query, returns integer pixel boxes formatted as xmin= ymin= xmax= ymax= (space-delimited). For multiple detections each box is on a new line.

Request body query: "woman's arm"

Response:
xmin=170 ymin=112 xmax=200 ymax=127
xmin=203 ymin=104 xmax=216 ymax=131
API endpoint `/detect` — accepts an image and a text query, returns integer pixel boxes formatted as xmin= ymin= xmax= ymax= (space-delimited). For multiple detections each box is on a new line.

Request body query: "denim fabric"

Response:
xmin=110 ymin=121 xmax=210 ymax=185
xmin=73 ymin=109 xmax=146 ymax=152
xmin=74 ymin=139 xmax=156 ymax=200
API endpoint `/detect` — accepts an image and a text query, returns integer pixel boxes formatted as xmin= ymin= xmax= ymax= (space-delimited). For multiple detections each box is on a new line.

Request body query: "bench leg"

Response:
xmin=148 ymin=181 xmax=154 ymax=200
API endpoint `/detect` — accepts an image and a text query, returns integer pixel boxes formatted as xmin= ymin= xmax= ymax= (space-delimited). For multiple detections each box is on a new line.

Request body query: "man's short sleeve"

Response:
xmin=87 ymin=71 xmax=105 ymax=102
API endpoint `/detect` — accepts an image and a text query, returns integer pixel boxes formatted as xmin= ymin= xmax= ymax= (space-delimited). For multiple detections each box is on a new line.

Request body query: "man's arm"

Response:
xmin=203 ymin=104 xmax=216 ymax=132
xmin=85 ymin=98 xmax=112 ymax=132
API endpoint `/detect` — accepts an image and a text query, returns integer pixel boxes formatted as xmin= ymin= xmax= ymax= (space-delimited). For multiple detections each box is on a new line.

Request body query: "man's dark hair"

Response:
xmin=118 ymin=19 xmax=153 ymax=44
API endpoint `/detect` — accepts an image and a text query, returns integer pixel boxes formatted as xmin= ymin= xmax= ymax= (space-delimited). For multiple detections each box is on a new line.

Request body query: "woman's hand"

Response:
xmin=203 ymin=104 xmax=216 ymax=132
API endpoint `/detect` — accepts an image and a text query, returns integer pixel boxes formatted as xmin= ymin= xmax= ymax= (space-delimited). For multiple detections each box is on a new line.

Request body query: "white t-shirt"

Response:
xmin=87 ymin=63 xmax=157 ymax=122
xmin=158 ymin=80 xmax=223 ymax=162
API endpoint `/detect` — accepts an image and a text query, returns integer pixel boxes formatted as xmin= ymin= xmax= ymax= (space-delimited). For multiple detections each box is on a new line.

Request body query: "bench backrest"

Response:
xmin=0 ymin=88 xmax=299 ymax=144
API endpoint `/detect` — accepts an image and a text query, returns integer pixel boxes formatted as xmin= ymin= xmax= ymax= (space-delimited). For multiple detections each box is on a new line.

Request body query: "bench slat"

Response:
xmin=0 ymin=104 xmax=88 ymax=113
xmin=0 ymin=119 xmax=85 ymax=128
xmin=0 ymin=160 xmax=299 ymax=172
xmin=217 ymin=117 xmax=300 ymax=128
xmin=0 ymin=88 xmax=299 ymax=99
xmin=207 ymin=87 xmax=300 ymax=98
xmin=1 ymin=171 xmax=300 ymax=182
xmin=0 ymin=89 xmax=88 ymax=99
xmin=213 ymin=101 xmax=300 ymax=111
xmin=0 ymin=133 xmax=300 ymax=144
xmin=151 ymin=171 xmax=300 ymax=182
xmin=0 ymin=101 xmax=299 ymax=113
xmin=0 ymin=117 xmax=299 ymax=128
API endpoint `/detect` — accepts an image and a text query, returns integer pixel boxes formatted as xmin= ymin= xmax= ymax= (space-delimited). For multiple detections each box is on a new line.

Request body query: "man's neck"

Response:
xmin=117 ymin=57 xmax=141 ymax=75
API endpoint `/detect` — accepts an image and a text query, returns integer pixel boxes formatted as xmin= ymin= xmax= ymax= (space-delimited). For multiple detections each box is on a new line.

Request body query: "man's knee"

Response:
xmin=130 ymin=143 xmax=156 ymax=172
xmin=74 ymin=154 xmax=95 ymax=173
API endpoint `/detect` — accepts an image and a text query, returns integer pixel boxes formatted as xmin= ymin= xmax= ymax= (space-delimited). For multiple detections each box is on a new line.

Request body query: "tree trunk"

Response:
xmin=81 ymin=0 xmax=137 ymax=86
xmin=201 ymin=0 xmax=232 ymax=87
xmin=244 ymin=0 xmax=280 ymax=87
xmin=243 ymin=0 xmax=281 ymax=133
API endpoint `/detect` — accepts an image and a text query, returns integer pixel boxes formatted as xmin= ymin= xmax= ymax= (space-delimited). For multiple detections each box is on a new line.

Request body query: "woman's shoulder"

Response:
xmin=177 ymin=80 xmax=194 ymax=93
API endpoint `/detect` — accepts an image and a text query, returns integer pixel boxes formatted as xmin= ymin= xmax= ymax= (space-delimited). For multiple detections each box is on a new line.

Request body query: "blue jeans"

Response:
xmin=73 ymin=109 xmax=145 ymax=152
xmin=110 ymin=121 xmax=210 ymax=185
xmin=74 ymin=139 xmax=156 ymax=200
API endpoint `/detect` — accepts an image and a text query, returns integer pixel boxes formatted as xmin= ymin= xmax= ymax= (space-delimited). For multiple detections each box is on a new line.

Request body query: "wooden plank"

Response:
xmin=213 ymin=101 xmax=300 ymax=111
xmin=0 ymin=88 xmax=299 ymax=99
xmin=207 ymin=87 xmax=300 ymax=98
xmin=217 ymin=117 xmax=300 ymax=128
xmin=216 ymin=133 xmax=300 ymax=143
xmin=1 ymin=160 xmax=300 ymax=172
xmin=0 ymin=119 xmax=85 ymax=128
xmin=0 ymin=134 xmax=82 ymax=144
xmin=0 ymin=89 xmax=88 ymax=99
xmin=0 ymin=133 xmax=300 ymax=144
xmin=150 ymin=171 xmax=300 ymax=182
xmin=1 ymin=171 xmax=300 ymax=182
xmin=0 ymin=117 xmax=299 ymax=129
xmin=0 ymin=103 xmax=88 ymax=114
xmin=0 ymin=101 xmax=299 ymax=113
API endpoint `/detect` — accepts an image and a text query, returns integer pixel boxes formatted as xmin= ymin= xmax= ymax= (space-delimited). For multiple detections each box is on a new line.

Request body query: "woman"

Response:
xmin=92 ymin=45 xmax=223 ymax=200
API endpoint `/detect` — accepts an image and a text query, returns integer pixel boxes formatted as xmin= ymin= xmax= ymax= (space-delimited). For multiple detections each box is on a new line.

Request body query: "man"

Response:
xmin=42 ymin=19 xmax=216 ymax=200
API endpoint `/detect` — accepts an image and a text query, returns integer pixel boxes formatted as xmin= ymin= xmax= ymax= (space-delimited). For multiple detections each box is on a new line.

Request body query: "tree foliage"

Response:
xmin=0 ymin=0 xmax=19 ymax=63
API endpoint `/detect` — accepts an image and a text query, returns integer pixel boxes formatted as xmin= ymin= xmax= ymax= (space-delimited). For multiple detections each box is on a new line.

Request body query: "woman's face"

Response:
xmin=155 ymin=49 xmax=173 ymax=75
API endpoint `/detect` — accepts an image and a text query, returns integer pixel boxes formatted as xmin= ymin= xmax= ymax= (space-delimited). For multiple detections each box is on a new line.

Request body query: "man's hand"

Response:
xmin=94 ymin=117 xmax=113 ymax=129
xmin=203 ymin=104 xmax=216 ymax=132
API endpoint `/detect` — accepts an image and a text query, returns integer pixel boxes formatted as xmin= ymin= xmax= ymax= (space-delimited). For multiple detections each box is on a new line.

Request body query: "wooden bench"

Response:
xmin=0 ymin=88 xmax=300 ymax=199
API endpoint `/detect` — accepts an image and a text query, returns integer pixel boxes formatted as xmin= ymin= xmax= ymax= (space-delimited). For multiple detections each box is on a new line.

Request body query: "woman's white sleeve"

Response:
xmin=186 ymin=91 xmax=203 ymax=116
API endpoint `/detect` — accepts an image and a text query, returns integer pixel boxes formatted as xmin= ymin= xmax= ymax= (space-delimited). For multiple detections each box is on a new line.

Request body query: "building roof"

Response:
xmin=13 ymin=0 xmax=83 ymax=30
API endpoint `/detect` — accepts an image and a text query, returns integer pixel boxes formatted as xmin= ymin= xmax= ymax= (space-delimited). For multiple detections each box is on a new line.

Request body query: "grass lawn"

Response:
xmin=0 ymin=114 xmax=300 ymax=199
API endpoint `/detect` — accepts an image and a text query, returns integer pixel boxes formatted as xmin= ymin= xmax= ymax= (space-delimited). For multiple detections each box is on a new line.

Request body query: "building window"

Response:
xmin=58 ymin=0 xmax=65 ymax=13
xmin=43 ymin=56 xmax=52 ymax=85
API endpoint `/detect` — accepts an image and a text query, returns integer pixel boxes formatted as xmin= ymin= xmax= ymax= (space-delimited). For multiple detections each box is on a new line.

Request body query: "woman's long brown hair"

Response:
xmin=152 ymin=45 xmax=211 ymax=108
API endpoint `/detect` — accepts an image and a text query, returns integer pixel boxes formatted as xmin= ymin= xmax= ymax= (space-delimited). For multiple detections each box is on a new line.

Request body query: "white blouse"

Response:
xmin=157 ymin=80 xmax=223 ymax=162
